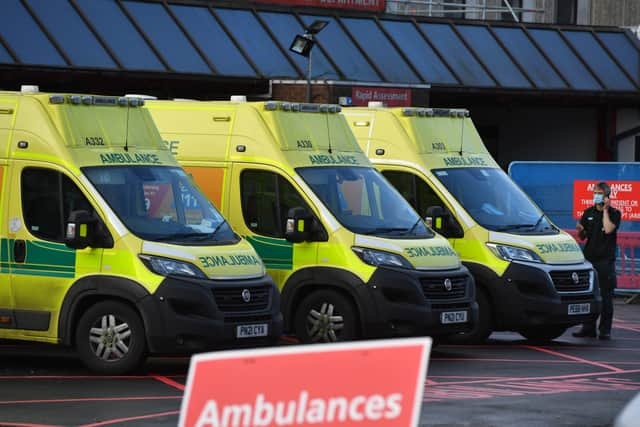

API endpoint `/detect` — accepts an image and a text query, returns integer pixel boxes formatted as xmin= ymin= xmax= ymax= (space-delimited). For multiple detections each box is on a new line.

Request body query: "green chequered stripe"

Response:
xmin=0 ymin=239 xmax=76 ymax=278
xmin=245 ymin=235 xmax=293 ymax=270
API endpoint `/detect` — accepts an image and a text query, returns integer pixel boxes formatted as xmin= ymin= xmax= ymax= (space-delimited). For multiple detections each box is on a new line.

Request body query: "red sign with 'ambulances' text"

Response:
xmin=573 ymin=180 xmax=640 ymax=221
xmin=179 ymin=338 xmax=431 ymax=427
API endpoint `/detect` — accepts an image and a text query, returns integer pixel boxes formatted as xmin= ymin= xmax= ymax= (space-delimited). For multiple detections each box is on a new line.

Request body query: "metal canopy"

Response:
xmin=0 ymin=0 xmax=638 ymax=94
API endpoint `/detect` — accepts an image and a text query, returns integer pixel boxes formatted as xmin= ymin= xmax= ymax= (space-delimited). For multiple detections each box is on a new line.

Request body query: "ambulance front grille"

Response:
xmin=550 ymin=270 xmax=591 ymax=293
xmin=212 ymin=285 xmax=271 ymax=312
xmin=420 ymin=277 xmax=467 ymax=300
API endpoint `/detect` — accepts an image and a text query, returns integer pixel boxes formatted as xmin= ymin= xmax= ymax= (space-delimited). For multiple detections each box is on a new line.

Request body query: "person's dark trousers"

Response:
xmin=580 ymin=260 xmax=616 ymax=336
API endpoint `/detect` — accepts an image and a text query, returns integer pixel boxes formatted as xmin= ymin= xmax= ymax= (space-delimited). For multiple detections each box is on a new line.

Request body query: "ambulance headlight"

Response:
xmin=486 ymin=243 xmax=542 ymax=263
xmin=139 ymin=255 xmax=207 ymax=278
xmin=352 ymin=247 xmax=413 ymax=269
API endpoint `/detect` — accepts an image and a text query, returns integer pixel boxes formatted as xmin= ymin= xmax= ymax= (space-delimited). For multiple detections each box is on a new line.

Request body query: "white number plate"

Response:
xmin=236 ymin=323 xmax=268 ymax=338
xmin=568 ymin=303 xmax=590 ymax=315
xmin=441 ymin=311 xmax=468 ymax=324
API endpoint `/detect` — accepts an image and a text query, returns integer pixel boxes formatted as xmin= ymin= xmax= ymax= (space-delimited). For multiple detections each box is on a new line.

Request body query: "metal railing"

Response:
xmin=565 ymin=229 xmax=640 ymax=295
xmin=385 ymin=0 xmax=546 ymax=23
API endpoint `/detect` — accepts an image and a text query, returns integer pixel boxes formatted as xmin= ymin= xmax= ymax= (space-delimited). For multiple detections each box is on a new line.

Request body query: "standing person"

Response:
xmin=572 ymin=182 xmax=621 ymax=340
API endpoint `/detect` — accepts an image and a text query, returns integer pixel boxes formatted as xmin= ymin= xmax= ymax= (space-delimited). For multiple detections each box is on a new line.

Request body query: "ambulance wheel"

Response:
xmin=75 ymin=301 xmax=147 ymax=374
xmin=445 ymin=289 xmax=492 ymax=344
xmin=519 ymin=325 xmax=568 ymax=343
xmin=295 ymin=290 xmax=358 ymax=343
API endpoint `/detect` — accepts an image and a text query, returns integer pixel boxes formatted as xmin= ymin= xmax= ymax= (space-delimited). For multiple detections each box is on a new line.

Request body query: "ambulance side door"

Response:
xmin=0 ymin=100 xmax=16 ymax=331
xmin=7 ymin=162 xmax=102 ymax=339
xmin=0 ymin=160 xmax=13 ymax=331
xmin=230 ymin=164 xmax=320 ymax=288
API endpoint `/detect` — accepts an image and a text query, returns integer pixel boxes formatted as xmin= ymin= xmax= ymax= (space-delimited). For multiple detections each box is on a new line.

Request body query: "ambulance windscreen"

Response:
xmin=83 ymin=166 xmax=236 ymax=244
xmin=297 ymin=166 xmax=432 ymax=238
xmin=433 ymin=167 xmax=557 ymax=234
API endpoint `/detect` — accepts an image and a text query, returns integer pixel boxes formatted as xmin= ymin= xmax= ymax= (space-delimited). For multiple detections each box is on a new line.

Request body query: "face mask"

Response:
xmin=594 ymin=194 xmax=604 ymax=204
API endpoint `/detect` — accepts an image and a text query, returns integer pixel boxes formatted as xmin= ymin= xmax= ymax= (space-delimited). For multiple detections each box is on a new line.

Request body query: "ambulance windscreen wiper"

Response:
xmin=154 ymin=232 xmax=213 ymax=242
xmin=211 ymin=219 xmax=229 ymax=236
xmin=494 ymin=223 xmax=535 ymax=232
xmin=362 ymin=227 xmax=410 ymax=236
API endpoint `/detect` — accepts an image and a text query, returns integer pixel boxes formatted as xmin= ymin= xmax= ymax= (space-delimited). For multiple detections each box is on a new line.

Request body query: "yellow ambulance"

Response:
xmin=145 ymin=99 xmax=478 ymax=343
xmin=0 ymin=87 xmax=282 ymax=374
xmin=344 ymin=105 xmax=601 ymax=342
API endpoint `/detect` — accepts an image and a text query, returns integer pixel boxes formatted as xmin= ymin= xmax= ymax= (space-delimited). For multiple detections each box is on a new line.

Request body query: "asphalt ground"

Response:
xmin=1 ymin=297 xmax=639 ymax=427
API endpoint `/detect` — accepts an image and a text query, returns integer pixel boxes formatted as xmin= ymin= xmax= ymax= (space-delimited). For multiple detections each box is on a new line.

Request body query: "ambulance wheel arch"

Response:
xmin=281 ymin=267 xmax=375 ymax=342
xmin=59 ymin=275 xmax=150 ymax=339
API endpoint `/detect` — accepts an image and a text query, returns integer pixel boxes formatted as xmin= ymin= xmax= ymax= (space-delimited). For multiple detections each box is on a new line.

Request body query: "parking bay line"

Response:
xmin=78 ymin=411 xmax=180 ymax=427
xmin=523 ymin=345 xmax=624 ymax=372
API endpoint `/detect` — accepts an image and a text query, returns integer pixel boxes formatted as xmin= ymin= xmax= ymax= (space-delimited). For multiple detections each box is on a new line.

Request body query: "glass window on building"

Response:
xmin=419 ymin=23 xmax=495 ymax=87
xmin=457 ymin=25 xmax=530 ymax=88
xmin=76 ymin=0 xmax=165 ymax=71
xmin=0 ymin=0 xmax=66 ymax=66
xmin=492 ymin=27 xmax=566 ymax=89
xmin=528 ymin=28 xmax=601 ymax=91
xmin=563 ymin=30 xmax=636 ymax=91
xmin=258 ymin=11 xmax=339 ymax=80
xmin=122 ymin=1 xmax=210 ymax=74
xmin=300 ymin=15 xmax=381 ymax=82
xmin=0 ymin=42 xmax=12 ymax=64
xmin=26 ymin=0 xmax=116 ymax=69
xmin=597 ymin=32 xmax=640 ymax=86
xmin=341 ymin=17 xmax=420 ymax=83
xmin=214 ymin=8 xmax=298 ymax=78
xmin=172 ymin=5 xmax=256 ymax=77
xmin=381 ymin=20 xmax=458 ymax=85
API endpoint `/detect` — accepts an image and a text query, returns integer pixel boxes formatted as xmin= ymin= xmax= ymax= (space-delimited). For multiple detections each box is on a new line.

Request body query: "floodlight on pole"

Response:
xmin=289 ymin=20 xmax=329 ymax=103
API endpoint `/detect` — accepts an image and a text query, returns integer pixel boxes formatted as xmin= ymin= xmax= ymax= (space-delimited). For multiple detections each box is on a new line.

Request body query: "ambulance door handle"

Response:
xmin=13 ymin=240 xmax=25 ymax=263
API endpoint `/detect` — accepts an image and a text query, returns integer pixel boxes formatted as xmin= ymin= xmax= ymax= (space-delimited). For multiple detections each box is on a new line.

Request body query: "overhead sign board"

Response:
xmin=251 ymin=0 xmax=386 ymax=11
xmin=573 ymin=180 xmax=640 ymax=221
xmin=179 ymin=338 xmax=431 ymax=427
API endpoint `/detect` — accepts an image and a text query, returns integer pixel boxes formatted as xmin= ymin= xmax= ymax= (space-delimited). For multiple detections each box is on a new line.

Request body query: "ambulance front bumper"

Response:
xmin=139 ymin=274 xmax=283 ymax=354
xmin=363 ymin=265 xmax=478 ymax=338
xmin=473 ymin=260 xmax=602 ymax=330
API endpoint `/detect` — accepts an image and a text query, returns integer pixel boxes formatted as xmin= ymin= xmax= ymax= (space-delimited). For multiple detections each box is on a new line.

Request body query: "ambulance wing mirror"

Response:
xmin=285 ymin=207 xmax=313 ymax=243
xmin=425 ymin=206 xmax=463 ymax=238
xmin=65 ymin=210 xmax=114 ymax=249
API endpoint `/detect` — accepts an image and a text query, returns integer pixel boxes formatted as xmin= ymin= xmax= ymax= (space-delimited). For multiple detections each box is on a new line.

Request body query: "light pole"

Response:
xmin=289 ymin=20 xmax=328 ymax=103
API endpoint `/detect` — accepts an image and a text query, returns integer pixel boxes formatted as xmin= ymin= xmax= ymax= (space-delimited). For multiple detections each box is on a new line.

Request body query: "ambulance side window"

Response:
xmin=382 ymin=171 xmax=443 ymax=218
xmin=240 ymin=170 xmax=310 ymax=238
xmin=22 ymin=168 xmax=94 ymax=243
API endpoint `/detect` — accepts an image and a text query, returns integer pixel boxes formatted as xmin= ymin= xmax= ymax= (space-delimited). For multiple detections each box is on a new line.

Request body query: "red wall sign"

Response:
xmin=351 ymin=87 xmax=412 ymax=107
xmin=573 ymin=180 xmax=640 ymax=221
xmin=251 ymin=0 xmax=385 ymax=11
xmin=179 ymin=338 xmax=431 ymax=427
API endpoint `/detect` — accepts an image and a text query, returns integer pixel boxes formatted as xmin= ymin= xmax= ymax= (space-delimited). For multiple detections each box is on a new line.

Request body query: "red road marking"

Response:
xmin=0 ymin=375 xmax=187 ymax=380
xmin=431 ymin=357 xmax=577 ymax=363
xmin=523 ymin=345 xmax=624 ymax=372
xmin=0 ymin=396 xmax=181 ymax=405
xmin=0 ymin=423 xmax=61 ymax=427
xmin=78 ymin=411 xmax=179 ymax=427
xmin=152 ymin=375 xmax=185 ymax=391
xmin=425 ymin=367 xmax=640 ymax=387
xmin=616 ymin=325 xmax=640 ymax=332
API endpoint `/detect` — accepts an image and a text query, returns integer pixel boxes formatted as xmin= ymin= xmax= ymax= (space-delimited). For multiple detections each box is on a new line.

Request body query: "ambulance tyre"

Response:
xmin=295 ymin=289 xmax=358 ymax=343
xmin=445 ymin=289 xmax=492 ymax=344
xmin=75 ymin=301 xmax=147 ymax=375
xmin=519 ymin=325 xmax=568 ymax=343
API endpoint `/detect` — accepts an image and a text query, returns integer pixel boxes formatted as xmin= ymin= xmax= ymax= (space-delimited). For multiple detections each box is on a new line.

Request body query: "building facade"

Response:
xmin=0 ymin=0 xmax=638 ymax=166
